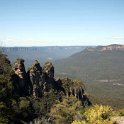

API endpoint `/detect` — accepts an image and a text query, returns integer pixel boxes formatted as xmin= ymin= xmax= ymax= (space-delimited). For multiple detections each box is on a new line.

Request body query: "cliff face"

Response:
xmin=12 ymin=58 xmax=91 ymax=106
xmin=86 ymin=44 xmax=124 ymax=52
xmin=12 ymin=59 xmax=30 ymax=96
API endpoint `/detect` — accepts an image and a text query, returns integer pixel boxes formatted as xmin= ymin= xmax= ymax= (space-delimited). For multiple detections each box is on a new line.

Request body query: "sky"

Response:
xmin=0 ymin=0 xmax=124 ymax=46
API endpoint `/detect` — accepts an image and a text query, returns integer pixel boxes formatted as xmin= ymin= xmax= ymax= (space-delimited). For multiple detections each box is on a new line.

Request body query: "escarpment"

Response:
xmin=11 ymin=58 xmax=91 ymax=106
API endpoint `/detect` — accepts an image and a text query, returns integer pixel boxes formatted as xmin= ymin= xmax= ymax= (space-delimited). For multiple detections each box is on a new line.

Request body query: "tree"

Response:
xmin=49 ymin=96 xmax=83 ymax=124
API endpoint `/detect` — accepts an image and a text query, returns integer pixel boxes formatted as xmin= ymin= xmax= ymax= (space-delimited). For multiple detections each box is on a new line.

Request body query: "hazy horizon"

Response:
xmin=1 ymin=43 xmax=124 ymax=48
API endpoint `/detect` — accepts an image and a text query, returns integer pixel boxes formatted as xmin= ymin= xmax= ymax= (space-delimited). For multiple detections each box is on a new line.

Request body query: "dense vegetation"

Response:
xmin=0 ymin=51 xmax=90 ymax=123
xmin=55 ymin=50 xmax=124 ymax=108
xmin=0 ymin=51 xmax=124 ymax=124
xmin=55 ymin=50 xmax=124 ymax=82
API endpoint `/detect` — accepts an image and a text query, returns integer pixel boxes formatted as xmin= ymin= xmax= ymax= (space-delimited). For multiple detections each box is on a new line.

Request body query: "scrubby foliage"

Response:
xmin=49 ymin=96 xmax=83 ymax=124
xmin=49 ymin=101 xmax=116 ymax=124
xmin=72 ymin=105 xmax=114 ymax=124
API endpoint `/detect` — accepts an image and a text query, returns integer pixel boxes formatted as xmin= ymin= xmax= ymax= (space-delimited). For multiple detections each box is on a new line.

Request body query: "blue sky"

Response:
xmin=0 ymin=0 xmax=124 ymax=46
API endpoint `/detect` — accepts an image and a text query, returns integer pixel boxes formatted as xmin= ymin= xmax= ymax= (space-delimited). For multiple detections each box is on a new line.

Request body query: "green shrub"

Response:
xmin=72 ymin=105 xmax=114 ymax=124
xmin=49 ymin=96 xmax=83 ymax=124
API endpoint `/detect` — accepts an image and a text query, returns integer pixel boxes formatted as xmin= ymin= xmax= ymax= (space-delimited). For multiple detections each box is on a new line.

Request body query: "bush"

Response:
xmin=49 ymin=96 xmax=83 ymax=124
xmin=72 ymin=105 xmax=114 ymax=124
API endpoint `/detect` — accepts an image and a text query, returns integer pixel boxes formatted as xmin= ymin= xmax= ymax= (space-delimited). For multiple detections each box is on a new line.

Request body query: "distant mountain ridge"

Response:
xmin=55 ymin=44 xmax=124 ymax=81
xmin=1 ymin=46 xmax=85 ymax=68
xmin=85 ymin=44 xmax=124 ymax=52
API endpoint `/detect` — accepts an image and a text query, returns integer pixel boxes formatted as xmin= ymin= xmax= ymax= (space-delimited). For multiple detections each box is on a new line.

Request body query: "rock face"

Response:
xmin=28 ymin=61 xmax=59 ymax=98
xmin=14 ymin=59 xmax=25 ymax=77
xmin=43 ymin=62 xmax=54 ymax=78
xmin=60 ymin=78 xmax=91 ymax=106
xmin=12 ymin=59 xmax=91 ymax=106
xmin=28 ymin=60 xmax=42 ymax=98
xmin=12 ymin=59 xmax=29 ymax=96
xmin=86 ymin=44 xmax=124 ymax=52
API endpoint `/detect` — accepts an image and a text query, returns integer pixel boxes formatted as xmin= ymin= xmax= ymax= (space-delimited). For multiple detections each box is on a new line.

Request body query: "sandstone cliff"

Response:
xmin=86 ymin=44 xmax=124 ymax=52
xmin=12 ymin=58 xmax=91 ymax=106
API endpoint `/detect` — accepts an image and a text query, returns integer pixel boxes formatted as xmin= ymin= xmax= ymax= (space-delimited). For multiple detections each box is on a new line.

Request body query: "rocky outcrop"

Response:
xmin=43 ymin=62 xmax=54 ymax=78
xmin=12 ymin=59 xmax=91 ymax=106
xmin=28 ymin=61 xmax=59 ymax=98
xmin=1 ymin=51 xmax=92 ymax=124
xmin=28 ymin=60 xmax=42 ymax=98
xmin=12 ymin=58 xmax=30 ymax=96
xmin=13 ymin=59 xmax=26 ymax=79
xmin=42 ymin=62 xmax=57 ymax=91
xmin=60 ymin=78 xmax=91 ymax=106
